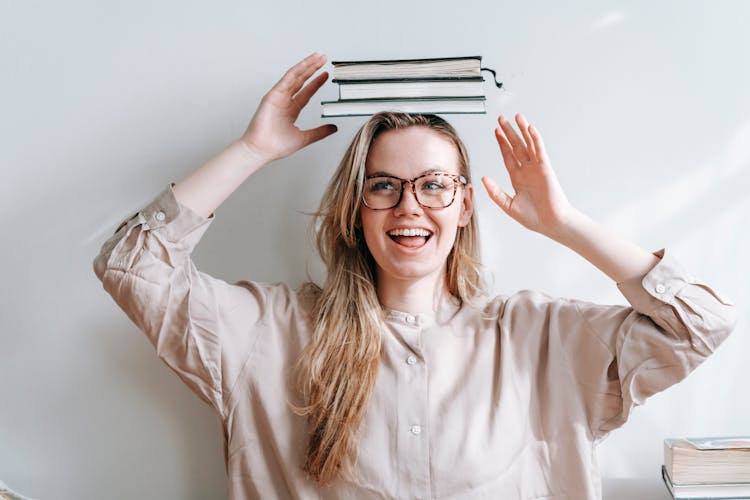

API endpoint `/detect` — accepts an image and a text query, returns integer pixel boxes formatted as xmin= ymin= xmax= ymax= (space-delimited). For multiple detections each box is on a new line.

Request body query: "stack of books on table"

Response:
xmin=321 ymin=56 xmax=489 ymax=117
xmin=662 ymin=437 xmax=750 ymax=499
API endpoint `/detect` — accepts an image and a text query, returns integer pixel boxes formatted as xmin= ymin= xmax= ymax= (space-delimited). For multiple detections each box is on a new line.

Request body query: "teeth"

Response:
xmin=388 ymin=228 xmax=430 ymax=237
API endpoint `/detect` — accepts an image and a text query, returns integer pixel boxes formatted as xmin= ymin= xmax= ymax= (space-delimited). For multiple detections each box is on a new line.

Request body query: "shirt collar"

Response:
xmin=383 ymin=296 xmax=462 ymax=327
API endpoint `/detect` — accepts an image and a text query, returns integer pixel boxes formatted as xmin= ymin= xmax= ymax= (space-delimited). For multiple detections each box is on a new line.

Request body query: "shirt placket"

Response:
xmin=395 ymin=313 xmax=432 ymax=499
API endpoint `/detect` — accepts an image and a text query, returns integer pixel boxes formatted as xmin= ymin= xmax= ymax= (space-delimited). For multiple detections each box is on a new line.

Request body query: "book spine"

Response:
xmin=337 ymin=84 xmax=484 ymax=101
xmin=321 ymin=96 xmax=486 ymax=103
xmin=333 ymin=77 xmax=485 ymax=84
xmin=331 ymin=55 xmax=482 ymax=66
xmin=320 ymin=99 xmax=487 ymax=118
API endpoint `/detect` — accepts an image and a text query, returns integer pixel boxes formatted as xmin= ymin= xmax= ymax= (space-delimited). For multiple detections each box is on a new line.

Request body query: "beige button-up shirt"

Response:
xmin=93 ymin=185 xmax=736 ymax=500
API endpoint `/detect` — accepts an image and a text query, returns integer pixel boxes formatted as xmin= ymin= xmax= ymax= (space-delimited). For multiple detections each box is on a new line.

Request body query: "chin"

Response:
xmin=378 ymin=262 xmax=445 ymax=283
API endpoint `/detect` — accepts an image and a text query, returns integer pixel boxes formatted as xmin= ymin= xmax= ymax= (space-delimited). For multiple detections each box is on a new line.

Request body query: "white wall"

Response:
xmin=1 ymin=1 xmax=748 ymax=498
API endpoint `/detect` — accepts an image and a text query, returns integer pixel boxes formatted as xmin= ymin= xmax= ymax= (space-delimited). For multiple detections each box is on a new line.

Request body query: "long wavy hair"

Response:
xmin=290 ymin=112 xmax=483 ymax=485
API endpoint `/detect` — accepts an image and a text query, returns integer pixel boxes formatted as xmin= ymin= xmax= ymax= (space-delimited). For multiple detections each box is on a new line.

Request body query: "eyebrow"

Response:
xmin=367 ymin=168 xmax=449 ymax=178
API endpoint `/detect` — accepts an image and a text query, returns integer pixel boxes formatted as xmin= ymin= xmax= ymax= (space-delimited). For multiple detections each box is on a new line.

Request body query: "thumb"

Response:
xmin=301 ymin=124 xmax=338 ymax=148
xmin=481 ymin=176 xmax=513 ymax=215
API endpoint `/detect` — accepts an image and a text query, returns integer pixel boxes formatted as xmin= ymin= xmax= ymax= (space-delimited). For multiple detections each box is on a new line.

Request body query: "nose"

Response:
xmin=393 ymin=182 xmax=423 ymax=216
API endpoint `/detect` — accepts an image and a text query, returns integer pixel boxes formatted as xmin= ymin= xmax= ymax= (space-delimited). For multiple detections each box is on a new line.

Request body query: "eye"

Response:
xmin=420 ymin=178 xmax=448 ymax=192
xmin=367 ymin=178 xmax=399 ymax=193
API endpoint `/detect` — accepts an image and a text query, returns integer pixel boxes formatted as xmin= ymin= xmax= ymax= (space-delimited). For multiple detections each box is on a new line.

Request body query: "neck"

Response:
xmin=376 ymin=268 xmax=451 ymax=314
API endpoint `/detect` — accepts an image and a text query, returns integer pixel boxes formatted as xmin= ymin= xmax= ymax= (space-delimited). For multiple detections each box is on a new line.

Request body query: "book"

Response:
xmin=321 ymin=96 xmax=486 ymax=118
xmin=686 ymin=437 xmax=750 ymax=451
xmin=335 ymin=77 xmax=485 ymax=100
xmin=661 ymin=465 xmax=750 ymax=499
xmin=664 ymin=437 xmax=750 ymax=484
xmin=331 ymin=56 xmax=482 ymax=80
xmin=322 ymin=56 xmax=496 ymax=117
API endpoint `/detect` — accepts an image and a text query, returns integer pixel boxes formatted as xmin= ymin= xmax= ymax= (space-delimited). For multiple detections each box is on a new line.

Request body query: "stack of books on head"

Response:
xmin=662 ymin=437 xmax=750 ymax=499
xmin=321 ymin=56 xmax=489 ymax=117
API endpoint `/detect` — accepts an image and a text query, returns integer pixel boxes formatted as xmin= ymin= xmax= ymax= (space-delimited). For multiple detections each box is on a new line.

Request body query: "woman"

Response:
xmin=94 ymin=52 xmax=736 ymax=499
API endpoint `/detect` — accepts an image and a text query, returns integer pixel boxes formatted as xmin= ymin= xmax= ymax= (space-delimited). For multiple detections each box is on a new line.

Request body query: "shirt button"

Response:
xmin=406 ymin=355 xmax=417 ymax=365
xmin=154 ymin=211 xmax=166 ymax=222
xmin=410 ymin=424 xmax=422 ymax=435
xmin=405 ymin=315 xmax=416 ymax=324
xmin=655 ymin=283 xmax=666 ymax=294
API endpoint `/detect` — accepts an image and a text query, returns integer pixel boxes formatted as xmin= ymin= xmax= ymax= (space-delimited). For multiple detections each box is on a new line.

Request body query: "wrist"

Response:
xmin=234 ymin=139 xmax=272 ymax=171
xmin=546 ymin=207 xmax=589 ymax=247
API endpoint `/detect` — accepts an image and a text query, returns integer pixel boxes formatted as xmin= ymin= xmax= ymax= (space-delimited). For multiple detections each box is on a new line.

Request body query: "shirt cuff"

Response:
xmin=617 ymin=248 xmax=735 ymax=314
xmin=616 ymin=248 xmax=687 ymax=314
xmin=114 ymin=183 xmax=214 ymax=242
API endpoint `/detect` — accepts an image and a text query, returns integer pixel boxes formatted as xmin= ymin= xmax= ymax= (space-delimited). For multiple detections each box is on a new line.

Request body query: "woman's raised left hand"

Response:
xmin=481 ymin=114 xmax=575 ymax=239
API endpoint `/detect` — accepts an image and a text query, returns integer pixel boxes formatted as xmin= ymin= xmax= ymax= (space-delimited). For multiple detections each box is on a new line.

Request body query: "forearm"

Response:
xmin=172 ymin=140 xmax=267 ymax=218
xmin=549 ymin=209 xmax=660 ymax=284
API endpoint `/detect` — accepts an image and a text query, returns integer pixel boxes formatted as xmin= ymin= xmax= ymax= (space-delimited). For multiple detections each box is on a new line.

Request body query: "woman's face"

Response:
xmin=360 ymin=126 xmax=473 ymax=287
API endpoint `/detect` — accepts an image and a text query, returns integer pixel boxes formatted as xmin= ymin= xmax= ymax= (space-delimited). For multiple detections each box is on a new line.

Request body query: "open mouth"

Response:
xmin=387 ymin=228 xmax=433 ymax=248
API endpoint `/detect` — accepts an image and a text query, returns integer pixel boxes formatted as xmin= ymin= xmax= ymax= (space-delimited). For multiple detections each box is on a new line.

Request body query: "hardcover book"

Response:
xmin=664 ymin=437 xmax=750 ymax=484
xmin=335 ymin=77 xmax=485 ymax=100
xmin=321 ymin=96 xmax=486 ymax=118
xmin=661 ymin=465 xmax=750 ymax=499
xmin=331 ymin=56 xmax=482 ymax=80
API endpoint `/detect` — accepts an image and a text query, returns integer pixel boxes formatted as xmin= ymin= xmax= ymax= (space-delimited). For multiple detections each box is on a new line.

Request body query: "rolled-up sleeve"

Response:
xmin=557 ymin=249 xmax=737 ymax=442
xmin=93 ymin=185 xmax=266 ymax=417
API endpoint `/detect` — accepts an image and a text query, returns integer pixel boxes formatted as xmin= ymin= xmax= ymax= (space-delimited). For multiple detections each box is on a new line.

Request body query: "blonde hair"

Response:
xmin=291 ymin=112 xmax=483 ymax=485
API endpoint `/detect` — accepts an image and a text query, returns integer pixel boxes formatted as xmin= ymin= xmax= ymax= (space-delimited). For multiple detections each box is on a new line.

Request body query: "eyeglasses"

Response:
xmin=362 ymin=171 xmax=467 ymax=210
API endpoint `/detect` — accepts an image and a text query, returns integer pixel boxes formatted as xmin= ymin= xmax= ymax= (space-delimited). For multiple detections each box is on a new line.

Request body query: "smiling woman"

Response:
xmin=359 ymin=122 xmax=476 ymax=308
xmin=93 ymin=53 xmax=737 ymax=500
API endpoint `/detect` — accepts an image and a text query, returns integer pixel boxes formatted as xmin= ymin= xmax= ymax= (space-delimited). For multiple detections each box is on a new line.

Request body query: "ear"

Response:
xmin=457 ymin=183 xmax=474 ymax=227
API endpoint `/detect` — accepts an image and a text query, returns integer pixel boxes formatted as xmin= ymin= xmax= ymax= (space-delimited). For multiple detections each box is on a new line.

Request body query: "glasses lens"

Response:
xmin=415 ymin=173 xmax=456 ymax=208
xmin=364 ymin=177 xmax=403 ymax=209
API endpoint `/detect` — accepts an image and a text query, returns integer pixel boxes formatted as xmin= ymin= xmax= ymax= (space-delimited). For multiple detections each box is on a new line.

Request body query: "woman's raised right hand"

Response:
xmin=240 ymin=52 xmax=337 ymax=164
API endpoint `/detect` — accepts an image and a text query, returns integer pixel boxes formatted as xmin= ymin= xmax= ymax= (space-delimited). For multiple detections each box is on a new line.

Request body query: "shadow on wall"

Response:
xmin=88 ymin=318 xmax=228 ymax=499
xmin=605 ymin=119 xmax=750 ymax=242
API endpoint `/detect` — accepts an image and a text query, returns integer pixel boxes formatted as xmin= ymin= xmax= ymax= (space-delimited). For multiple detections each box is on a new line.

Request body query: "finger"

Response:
xmin=293 ymin=71 xmax=329 ymax=110
xmin=481 ymin=176 xmax=514 ymax=215
xmin=300 ymin=123 xmax=338 ymax=148
xmin=529 ymin=124 xmax=548 ymax=160
xmin=515 ymin=114 xmax=537 ymax=160
xmin=498 ymin=115 xmax=531 ymax=162
xmin=274 ymin=53 xmax=326 ymax=96
xmin=495 ymin=126 xmax=521 ymax=171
